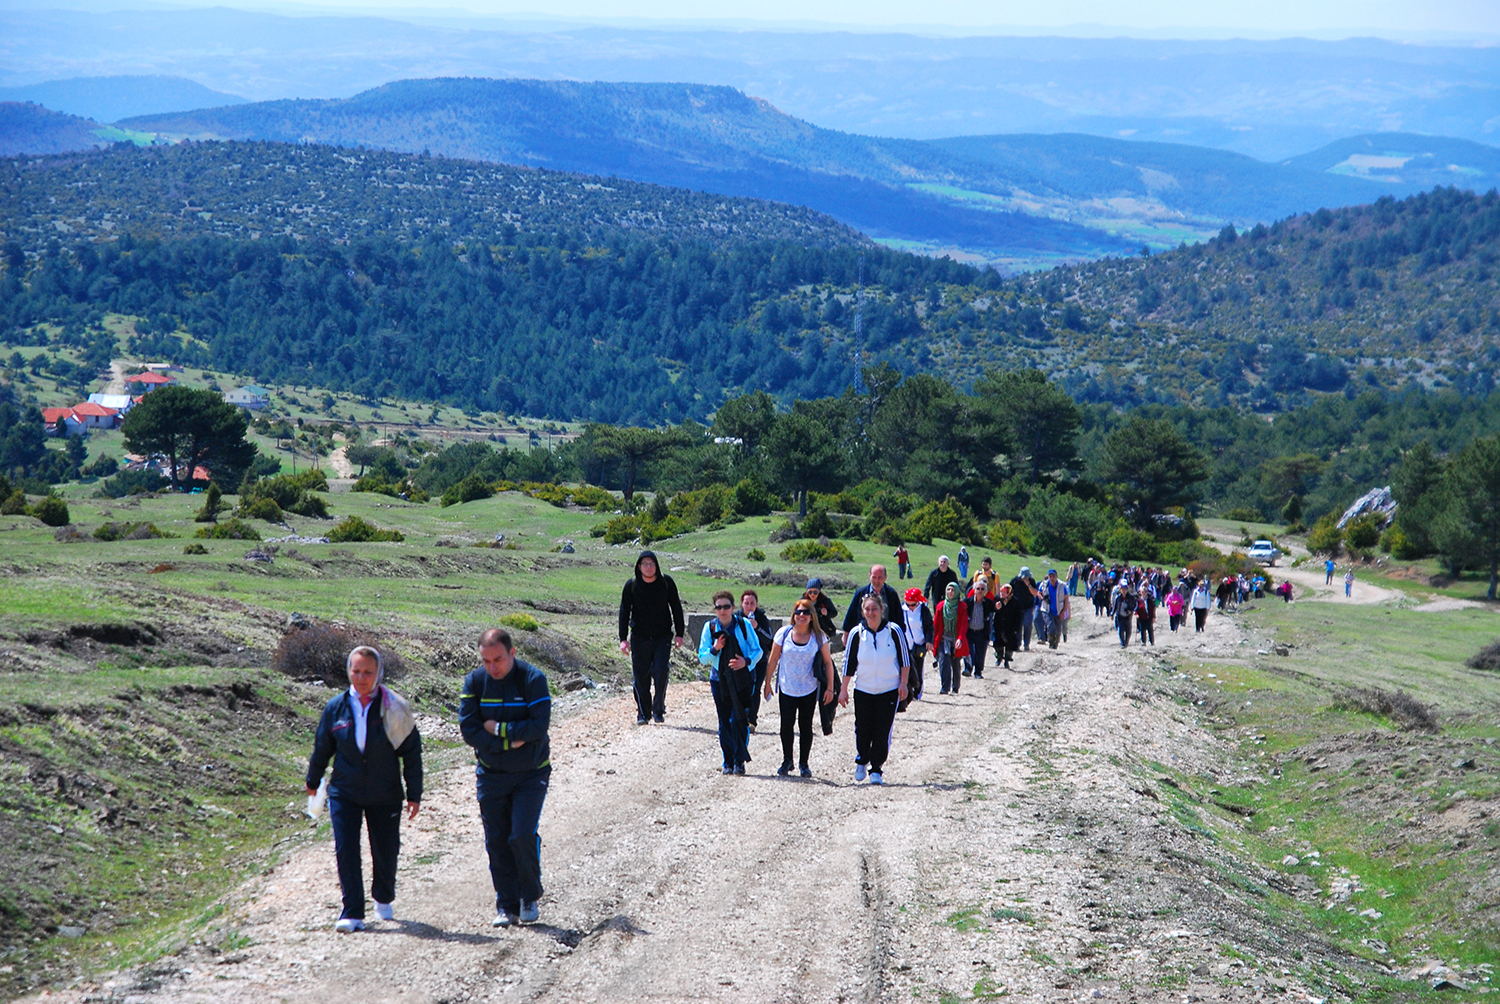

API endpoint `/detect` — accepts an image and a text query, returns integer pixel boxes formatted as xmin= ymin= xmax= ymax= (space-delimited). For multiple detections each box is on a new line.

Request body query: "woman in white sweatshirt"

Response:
xmin=838 ymin=593 xmax=910 ymax=786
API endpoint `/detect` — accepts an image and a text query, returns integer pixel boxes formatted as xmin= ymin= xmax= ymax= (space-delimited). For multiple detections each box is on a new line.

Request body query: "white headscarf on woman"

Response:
xmin=349 ymin=645 xmax=416 ymax=748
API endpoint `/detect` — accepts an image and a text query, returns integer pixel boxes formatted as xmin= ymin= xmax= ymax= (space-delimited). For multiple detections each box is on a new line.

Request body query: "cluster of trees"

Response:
xmin=1378 ymin=437 xmax=1500 ymax=598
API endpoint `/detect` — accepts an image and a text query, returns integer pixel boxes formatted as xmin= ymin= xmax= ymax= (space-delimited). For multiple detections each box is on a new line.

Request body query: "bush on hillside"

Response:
xmin=986 ymin=519 xmax=1032 ymax=555
xmin=732 ymin=477 xmax=780 ymax=517
xmin=273 ymin=621 xmax=406 ymax=688
xmin=240 ymin=470 xmax=330 ymax=519
xmin=195 ymin=518 xmax=262 ymax=541
xmin=94 ymin=521 xmax=166 ymax=541
xmin=1467 ymin=640 xmax=1500 ymax=672
xmin=440 ymin=473 xmax=495 ymax=507
xmin=328 ymin=516 xmax=404 ymax=543
xmin=1221 ymin=506 xmax=1264 ymax=523
xmin=902 ymin=497 xmax=982 ymax=547
xmin=1307 ymin=514 xmax=1344 ymax=557
xmin=1102 ymin=526 xmax=1160 ymax=563
xmin=96 ymin=469 xmax=166 ymax=498
xmin=29 ymin=495 xmax=70 ymax=527
xmin=239 ymin=496 xmax=283 ymax=522
xmin=780 ymin=539 xmax=855 ymax=563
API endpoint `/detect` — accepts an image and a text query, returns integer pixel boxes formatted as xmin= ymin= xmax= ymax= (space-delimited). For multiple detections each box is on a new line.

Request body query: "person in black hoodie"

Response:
xmin=617 ymin=550 xmax=686 ymax=724
xmin=460 ymin=627 xmax=553 ymax=928
xmin=305 ymin=646 xmax=423 ymax=933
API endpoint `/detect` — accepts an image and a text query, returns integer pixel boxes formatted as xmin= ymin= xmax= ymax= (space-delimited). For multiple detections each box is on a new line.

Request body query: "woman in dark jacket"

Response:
xmin=305 ymin=645 xmax=422 ymax=933
xmin=741 ymin=589 xmax=775 ymax=733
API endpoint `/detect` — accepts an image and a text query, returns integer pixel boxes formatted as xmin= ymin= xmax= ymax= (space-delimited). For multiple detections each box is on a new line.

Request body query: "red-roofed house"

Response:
xmin=69 ymin=401 xmax=120 ymax=430
xmin=125 ymin=371 xmax=174 ymax=392
xmin=41 ymin=407 xmax=83 ymax=437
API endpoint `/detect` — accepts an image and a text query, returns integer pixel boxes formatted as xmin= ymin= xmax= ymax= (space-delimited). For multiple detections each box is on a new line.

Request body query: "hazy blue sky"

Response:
xmin=218 ymin=0 xmax=1500 ymax=38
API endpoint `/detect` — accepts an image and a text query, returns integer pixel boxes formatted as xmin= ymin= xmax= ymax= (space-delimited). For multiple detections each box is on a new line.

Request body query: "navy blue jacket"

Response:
xmin=306 ymin=689 xmax=423 ymax=805
xmin=459 ymin=661 xmax=552 ymax=773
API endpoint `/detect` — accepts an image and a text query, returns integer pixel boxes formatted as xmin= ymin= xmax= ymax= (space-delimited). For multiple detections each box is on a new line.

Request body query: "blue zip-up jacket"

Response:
xmin=459 ymin=661 xmax=552 ymax=773
xmin=306 ymin=689 xmax=423 ymax=805
xmin=696 ymin=614 xmax=764 ymax=681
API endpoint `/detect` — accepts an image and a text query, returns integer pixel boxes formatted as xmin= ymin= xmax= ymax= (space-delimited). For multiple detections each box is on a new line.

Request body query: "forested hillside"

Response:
xmin=1049 ymin=187 xmax=1500 ymax=407
xmin=0 ymin=102 xmax=106 ymax=156
xmin=3 ymin=142 xmax=1497 ymax=423
xmin=0 ymin=141 xmax=863 ymax=251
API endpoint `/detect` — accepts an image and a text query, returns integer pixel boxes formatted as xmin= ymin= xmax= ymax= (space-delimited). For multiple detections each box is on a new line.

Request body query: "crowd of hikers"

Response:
xmin=303 ymin=547 xmax=1277 ymax=934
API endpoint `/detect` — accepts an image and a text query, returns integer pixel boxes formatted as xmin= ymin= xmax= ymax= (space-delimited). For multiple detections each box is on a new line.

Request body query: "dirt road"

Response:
xmin=27 ymin=607 xmax=1349 ymax=1004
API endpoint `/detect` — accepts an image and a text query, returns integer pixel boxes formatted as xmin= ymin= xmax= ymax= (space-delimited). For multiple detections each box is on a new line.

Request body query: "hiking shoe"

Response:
xmin=493 ymin=911 xmax=514 ymax=928
xmin=939 ymin=688 xmax=950 ymax=695
xmin=973 ymin=672 xmax=983 ymax=679
xmin=374 ymin=902 xmax=394 ymax=921
xmin=519 ymin=901 xmax=539 ymax=925
xmin=334 ymin=917 xmax=364 ymax=933
xmin=734 ymin=763 xmax=746 ymax=775
xmin=777 ymin=762 xmax=793 ymax=776
xmin=636 ymin=715 xmax=649 ymax=726
xmin=722 ymin=765 xmax=734 ymax=775
xmin=799 ymin=765 xmax=812 ymax=778
xmin=962 ymin=669 xmax=972 ymax=677
xmin=854 ymin=764 xmax=867 ymax=782
xmin=652 ymin=713 xmax=664 ymax=723
xmin=869 ymin=772 xmax=884 ymax=786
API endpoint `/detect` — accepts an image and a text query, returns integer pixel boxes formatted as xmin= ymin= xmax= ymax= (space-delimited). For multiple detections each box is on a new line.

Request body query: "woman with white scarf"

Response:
xmin=305 ymin=645 xmax=423 ymax=932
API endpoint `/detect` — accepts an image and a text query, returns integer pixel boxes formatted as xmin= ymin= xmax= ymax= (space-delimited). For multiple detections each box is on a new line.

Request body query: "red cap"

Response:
xmin=904 ymin=587 xmax=924 ymax=603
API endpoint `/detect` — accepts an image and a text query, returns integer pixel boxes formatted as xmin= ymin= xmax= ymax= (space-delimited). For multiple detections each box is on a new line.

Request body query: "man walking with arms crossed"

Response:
xmin=460 ymin=628 xmax=553 ymax=928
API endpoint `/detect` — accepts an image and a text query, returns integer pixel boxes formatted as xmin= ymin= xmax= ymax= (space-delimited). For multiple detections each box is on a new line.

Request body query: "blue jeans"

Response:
xmin=328 ymin=795 xmax=402 ymax=920
xmin=477 ymin=767 xmax=550 ymax=914
xmin=630 ymin=635 xmax=673 ymax=719
xmin=939 ymin=645 xmax=961 ymax=693
xmin=967 ymin=629 xmax=989 ymax=676
xmin=711 ymin=670 xmax=753 ymax=768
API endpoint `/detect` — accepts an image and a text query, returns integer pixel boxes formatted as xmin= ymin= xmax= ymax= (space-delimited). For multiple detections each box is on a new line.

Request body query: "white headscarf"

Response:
xmin=350 ymin=645 xmax=416 ymax=748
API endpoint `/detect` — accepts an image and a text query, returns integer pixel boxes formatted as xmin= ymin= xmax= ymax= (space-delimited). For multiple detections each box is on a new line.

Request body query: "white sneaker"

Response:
xmin=854 ymin=764 xmax=867 ymax=782
xmin=492 ymin=911 xmax=514 ymax=928
xmin=374 ymin=902 xmax=394 ymax=921
xmin=334 ymin=917 xmax=364 ymax=933
xmin=869 ymin=772 xmax=884 ymax=785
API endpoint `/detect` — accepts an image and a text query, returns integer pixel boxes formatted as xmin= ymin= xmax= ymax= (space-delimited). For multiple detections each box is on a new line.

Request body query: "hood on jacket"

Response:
xmin=635 ymin=550 xmax=660 ymax=581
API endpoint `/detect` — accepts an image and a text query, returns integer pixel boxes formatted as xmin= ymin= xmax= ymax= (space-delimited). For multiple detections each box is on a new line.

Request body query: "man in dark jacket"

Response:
xmin=924 ymin=555 xmax=959 ymax=611
xmin=1008 ymin=566 xmax=1040 ymax=650
xmin=841 ymin=564 xmax=907 ymax=642
xmin=617 ymin=550 xmax=686 ymax=724
xmin=460 ymin=627 xmax=552 ymax=928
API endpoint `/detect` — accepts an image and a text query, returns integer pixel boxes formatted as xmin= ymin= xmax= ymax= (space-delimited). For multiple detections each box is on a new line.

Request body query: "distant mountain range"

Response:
xmin=4 ymin=6 xmax=1499 ymax=159
xmin=100 ymin=78 xmax=1495 ymax=267
xmin=0 ymin=75 xmax=245 ymax=124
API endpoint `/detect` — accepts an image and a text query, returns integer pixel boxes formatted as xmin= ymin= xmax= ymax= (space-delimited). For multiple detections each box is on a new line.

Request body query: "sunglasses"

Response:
xmin=793 ymin=609 xmax=812 ymax=617
xmin=714 ymin=603 xmax=733 ymax=610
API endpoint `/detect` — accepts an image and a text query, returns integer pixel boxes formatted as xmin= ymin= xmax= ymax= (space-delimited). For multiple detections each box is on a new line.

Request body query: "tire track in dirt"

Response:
xmin=21 ymin=607 xmax=1365 ymax=1004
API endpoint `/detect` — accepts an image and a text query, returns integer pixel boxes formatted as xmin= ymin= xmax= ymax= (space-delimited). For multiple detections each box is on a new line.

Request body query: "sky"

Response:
xmin=7 ymin=0 xmax=1498 ymax=38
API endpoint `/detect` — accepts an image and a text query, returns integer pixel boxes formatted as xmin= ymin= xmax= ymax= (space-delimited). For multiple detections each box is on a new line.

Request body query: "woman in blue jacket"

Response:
xmin=698 ymin=589 xmax=764 ymax=775
xmin=305 ymin=645 xmax=423 ymax=933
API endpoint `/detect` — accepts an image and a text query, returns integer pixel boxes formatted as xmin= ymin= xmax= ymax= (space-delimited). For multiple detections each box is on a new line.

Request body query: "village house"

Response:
xmin=225 ymin=385 xmax=271 ymax=409
xmin=69 ymin=401 xmax=121 ymax=430
xmin=87 ymin=393 xmax=135 ymax=414
xmin=125 ymin=371 xmax=174 ymax=393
